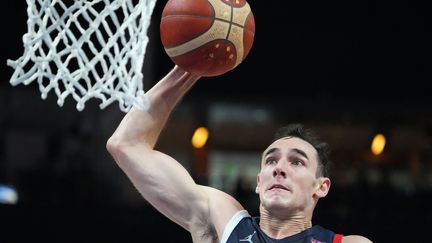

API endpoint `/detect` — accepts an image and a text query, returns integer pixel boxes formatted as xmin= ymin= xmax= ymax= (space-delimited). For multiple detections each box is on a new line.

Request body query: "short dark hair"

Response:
xmin=273 ymin=123 xmax=331 ymax=178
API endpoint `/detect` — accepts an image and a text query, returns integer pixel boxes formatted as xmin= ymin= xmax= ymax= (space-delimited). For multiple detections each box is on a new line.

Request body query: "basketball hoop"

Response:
xmin=7 ymin=0 xmax=157 ymax=112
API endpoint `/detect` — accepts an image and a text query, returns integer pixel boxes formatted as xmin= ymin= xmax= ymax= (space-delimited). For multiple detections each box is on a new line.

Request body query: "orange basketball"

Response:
xmin=160 ymin=0 xmax=255 ymax=77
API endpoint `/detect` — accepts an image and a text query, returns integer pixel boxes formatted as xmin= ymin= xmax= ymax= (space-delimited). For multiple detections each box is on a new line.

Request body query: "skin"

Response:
xmin=107 ymin=66 xmax=373 ymax=243
xmin=257 ymin=137 xmax=330 ymax=238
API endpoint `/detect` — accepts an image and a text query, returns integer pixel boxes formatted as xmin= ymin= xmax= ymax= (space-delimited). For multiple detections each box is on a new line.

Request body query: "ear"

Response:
xmin=314 ymin=177 xmax=331 ymax=199
xmin=256 ymin=173 xmax=261 ymax=193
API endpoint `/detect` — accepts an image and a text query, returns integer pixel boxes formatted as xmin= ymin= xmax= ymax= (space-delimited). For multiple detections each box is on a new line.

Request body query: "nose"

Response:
xmin=272 ymin=163 xmax=287 ymax=178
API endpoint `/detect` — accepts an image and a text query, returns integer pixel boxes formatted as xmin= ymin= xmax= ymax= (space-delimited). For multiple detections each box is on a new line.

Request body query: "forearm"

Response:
xmin=108 ymin=66 xmax=199 ymax=148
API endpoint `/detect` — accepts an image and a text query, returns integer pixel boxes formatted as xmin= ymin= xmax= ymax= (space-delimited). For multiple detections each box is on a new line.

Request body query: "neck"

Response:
xmin=259 ymin=207 xmax=313 ymax=239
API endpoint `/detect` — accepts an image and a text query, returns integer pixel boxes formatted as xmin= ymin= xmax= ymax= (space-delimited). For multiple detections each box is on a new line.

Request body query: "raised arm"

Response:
xmin=106 ymin=66 xmax=243 ymax=241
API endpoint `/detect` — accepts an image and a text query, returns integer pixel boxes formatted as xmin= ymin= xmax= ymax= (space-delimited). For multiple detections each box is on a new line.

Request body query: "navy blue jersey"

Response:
xmin=221 ymin=210 xmax=342 ymax=243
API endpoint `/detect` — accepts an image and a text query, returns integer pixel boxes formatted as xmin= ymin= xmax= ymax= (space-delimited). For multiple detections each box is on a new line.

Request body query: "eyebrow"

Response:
xmin=292 ymin=148 xmax=309 ymax=160
xmin=263 ymin=147 xmax=309 ymax=160
xmin=263 ymin=147 xmax=279 ymax=158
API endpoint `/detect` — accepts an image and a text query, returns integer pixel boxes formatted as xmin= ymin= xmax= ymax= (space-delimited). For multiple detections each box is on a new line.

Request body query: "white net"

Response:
xmin=7 ymin=0 xmax=157 ymax=112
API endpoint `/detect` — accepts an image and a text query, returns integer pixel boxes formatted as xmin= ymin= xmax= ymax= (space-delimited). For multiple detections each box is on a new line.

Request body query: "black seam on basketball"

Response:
xmin=161 ymin=14 xmax=214 ymax=20
xmin=162 ymin=19 xmax=248 ymax=49
xmin=161 ymin=15 xmax=248 ymax=30
xmin=225 ymin=4 xmax=233 ymax=40
xmin=170 ymin=38 xmax=226 ymax=57
xmin=162 ymin=0 xmax=215 ymax=20
xmin=215 ymin=17 xmax=245 ymax=29
xmin=242 ymin=12 xmax=255 ymax=33
xmin=161 ymin=16 xmax=215 ymax=48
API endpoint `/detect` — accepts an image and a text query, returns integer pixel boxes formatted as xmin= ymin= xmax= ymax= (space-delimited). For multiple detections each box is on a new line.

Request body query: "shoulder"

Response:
xmin=200 ymin=186 xmax=246 ymax=239
xmin=201 ymin=186 xmax=245 ymax=214
xmin=342 ymin=235 xmax=373 ymax=243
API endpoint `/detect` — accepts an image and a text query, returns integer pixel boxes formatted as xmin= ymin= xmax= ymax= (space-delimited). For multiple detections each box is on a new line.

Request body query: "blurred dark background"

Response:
xmin=0 ymin=0 xmax=430 ymax=242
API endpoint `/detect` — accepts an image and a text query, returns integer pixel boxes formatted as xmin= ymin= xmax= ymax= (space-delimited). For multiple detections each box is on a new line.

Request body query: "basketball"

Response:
xmin=160 ymin=0 xmax=255 ymax=77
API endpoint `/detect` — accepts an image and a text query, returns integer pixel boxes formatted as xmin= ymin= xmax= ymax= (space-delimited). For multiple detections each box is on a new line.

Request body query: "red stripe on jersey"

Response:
xmin=333 ymin=234 xmax=343 ymax=243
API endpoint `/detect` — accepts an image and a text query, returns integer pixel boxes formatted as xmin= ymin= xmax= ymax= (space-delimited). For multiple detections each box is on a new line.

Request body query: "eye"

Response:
xmin=266 ymin=158 xmax=277 ymax=165
xmin=291 ymin=159 xmax=304 ymax=166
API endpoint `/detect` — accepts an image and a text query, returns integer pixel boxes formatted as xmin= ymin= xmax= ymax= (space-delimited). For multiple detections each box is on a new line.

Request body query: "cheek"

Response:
xmin=292 ymin=173 xmax=316 ymax=190
xmin=258 ymin=169 xmax=272 ymax=183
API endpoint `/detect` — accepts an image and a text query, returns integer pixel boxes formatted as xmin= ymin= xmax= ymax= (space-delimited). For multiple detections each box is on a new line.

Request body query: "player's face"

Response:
xmin=257 ymin=137 xmax=323 ymax=215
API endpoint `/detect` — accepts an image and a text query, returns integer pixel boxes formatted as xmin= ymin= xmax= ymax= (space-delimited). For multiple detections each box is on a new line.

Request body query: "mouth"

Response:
xmin=268 ymin=184 xmax=289 ymax=191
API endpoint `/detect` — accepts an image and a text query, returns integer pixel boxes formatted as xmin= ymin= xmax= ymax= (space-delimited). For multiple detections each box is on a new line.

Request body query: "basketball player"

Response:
xmin=106 ymin=66 xmax=372 ymax=243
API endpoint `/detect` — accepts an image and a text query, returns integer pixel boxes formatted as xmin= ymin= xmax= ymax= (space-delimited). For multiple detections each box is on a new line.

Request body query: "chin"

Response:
xmin=263 ymin=197 xmax=292 ymax=211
